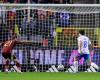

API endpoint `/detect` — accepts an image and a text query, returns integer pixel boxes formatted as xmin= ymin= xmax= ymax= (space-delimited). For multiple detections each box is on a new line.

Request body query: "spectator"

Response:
xmin=31 ymin=0 xmax=39 ymax=3
xmin=31 ymin=0 xmax=67 ymax=4
xmin=20 ymin=0 xmax=28 ymax=3
xmin=7 ymin=0 xmax=15 ymax=3
xmin=72 ymin=0 xmax=95 ymax=4
xmin=56 ymin=12 xmax=70 ymax=27
xmin=53 ymin=0 xmax=64 ymax=4
xmin=0 ymin=17 xmax=10 ymax=42
xmin=14 ymin=0 xmax=20 ymax=3
xmin=0 ymin=17 xmax=2 ymax=23
xmin=0 ymin=0 xmax=7 ymax=3
xmin=0 ymin=0 xmax=3 ymax=3
xmin=0 ymin=6 xmax=6 ymax=24
xmin=7 ymin=8 xmax=16 ymax=29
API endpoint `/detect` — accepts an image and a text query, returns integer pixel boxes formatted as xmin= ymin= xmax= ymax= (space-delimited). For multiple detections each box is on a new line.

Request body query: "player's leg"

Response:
xmin=4 ymin=59 xmax=10 ymax=72
xmin=74 ymin=54 xmax=83 ymax=72
xmin=85 ymin=54 xmax=99 ymax=70
xmin=12 ymin=55 xmax=21 ymax=72
xmin=2 ymin=53 xmax=10 ymax=73
xmin=74 ymin=56 xmax=78 ymax=72
xmin=84 ymin=54 xmax=91 ymax=70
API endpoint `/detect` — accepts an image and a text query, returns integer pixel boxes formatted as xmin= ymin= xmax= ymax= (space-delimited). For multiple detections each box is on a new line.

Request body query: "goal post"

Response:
xmin=0 ymin=4 xmax=100 ymax=72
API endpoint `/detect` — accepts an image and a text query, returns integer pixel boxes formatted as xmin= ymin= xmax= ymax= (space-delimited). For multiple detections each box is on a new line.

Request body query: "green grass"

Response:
xmin=0 ymin=72 xmax=100 ymax=80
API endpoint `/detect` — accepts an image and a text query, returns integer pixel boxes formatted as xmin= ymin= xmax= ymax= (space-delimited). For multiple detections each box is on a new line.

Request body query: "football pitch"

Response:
xmin=0 ymin=72 xmax=100 ymax=80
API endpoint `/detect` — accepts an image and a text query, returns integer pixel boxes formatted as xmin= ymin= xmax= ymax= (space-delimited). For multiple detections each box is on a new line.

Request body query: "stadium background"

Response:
xmin=0 ymin=1 xmax=100 ymax=72
xmin=0 ymin=0 xmax=100 ymax=4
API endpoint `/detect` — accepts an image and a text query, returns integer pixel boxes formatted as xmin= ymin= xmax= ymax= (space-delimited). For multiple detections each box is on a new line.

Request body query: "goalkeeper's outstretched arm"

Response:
xmin=20 ymin=40 xmax=33 ymax=44
xmin=16 ymin=40 xmax=34 ymax=44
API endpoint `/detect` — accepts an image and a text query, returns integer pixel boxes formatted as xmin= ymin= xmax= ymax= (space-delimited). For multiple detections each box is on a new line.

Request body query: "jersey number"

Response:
xmin=4 ymin=41 xmax=12 ymax=47
xmin=84 ymin=41 xmax=87 ymax=48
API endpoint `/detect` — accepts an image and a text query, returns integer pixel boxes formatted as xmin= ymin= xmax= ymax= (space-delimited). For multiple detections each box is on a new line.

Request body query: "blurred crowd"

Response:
xmin=0 ymin=0 xmax=99 ymax=49
xmin=0 ymin=7 xmax=99 ymax=49
xmin=0 ymin=0 xmax=69 ymax=4
xmin=0 ymin=0 xmax=98 ymax=4
xmin=0 ymin=8 xmax=73 ymax=48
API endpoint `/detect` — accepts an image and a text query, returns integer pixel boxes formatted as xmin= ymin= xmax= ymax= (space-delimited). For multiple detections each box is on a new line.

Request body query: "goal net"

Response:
xmin=0 ymin=4 xmax=100 ymax=72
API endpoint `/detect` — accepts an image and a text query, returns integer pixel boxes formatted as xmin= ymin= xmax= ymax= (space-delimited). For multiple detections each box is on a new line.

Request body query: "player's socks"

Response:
xmin=5 ymin=69 xmax=9 ymax=74
xmin=74 ymin=61 xmax=78 ymax=72
xmin=13 ymin=65 xmax=21 ymax=73
xmin=5 ymin=69 xmax=8 ymax=72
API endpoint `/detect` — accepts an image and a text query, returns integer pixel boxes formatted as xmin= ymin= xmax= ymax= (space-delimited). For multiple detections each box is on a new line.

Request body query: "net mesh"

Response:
xmin=0 ymin=4 xmax=100 ymax=72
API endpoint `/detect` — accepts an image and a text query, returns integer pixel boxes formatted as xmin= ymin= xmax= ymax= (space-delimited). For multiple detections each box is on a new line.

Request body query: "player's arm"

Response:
xmin=89 ymin=40 xmax=93 ymax=51
xmin=78 ymin=39 xmax=82 ymax=54
xmin=16 ymin=40 xmax=33 ymax=44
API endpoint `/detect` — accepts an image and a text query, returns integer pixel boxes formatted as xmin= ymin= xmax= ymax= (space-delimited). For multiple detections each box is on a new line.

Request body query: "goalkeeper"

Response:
xmin=0 ymin=35 xmax=33 ymax=73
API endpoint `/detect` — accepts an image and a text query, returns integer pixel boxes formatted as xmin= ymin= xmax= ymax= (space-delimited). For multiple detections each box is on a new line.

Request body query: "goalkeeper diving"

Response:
xmin=74 ymin=30 xmax=99 ymax=73
xmin=0 ymin=34 xmax=33 ymax=73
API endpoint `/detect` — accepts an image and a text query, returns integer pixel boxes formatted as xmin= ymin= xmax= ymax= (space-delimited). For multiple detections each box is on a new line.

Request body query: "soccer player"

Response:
xmin=74 ymin=30 xmax=92 ymax=73
xmin=69 ymin=50 xmax=94 ymax=66
xmin=0 ymin=35 xmax=33 ymax=73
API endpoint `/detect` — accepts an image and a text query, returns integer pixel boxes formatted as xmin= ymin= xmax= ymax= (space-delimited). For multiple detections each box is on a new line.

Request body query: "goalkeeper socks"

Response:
xmin=74 ymin=61 xmax=78 ymax=72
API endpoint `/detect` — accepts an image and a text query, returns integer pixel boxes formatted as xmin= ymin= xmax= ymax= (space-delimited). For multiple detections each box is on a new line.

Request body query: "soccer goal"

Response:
xmin=0 ymin=4 xmax=100 ymax=72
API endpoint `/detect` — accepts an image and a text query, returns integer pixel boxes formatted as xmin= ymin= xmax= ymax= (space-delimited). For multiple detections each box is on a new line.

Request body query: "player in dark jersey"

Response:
xmin=0 ymin=35 xmax=33 ymax=73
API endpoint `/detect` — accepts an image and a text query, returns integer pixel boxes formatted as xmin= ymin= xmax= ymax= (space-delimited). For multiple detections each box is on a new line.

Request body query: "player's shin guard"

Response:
xmin=74 ymin=61 xmax=78 ymax=72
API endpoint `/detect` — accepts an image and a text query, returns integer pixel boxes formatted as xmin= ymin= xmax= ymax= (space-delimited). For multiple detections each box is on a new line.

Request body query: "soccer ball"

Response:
xmin=9 ymin=68 xmax=16 ymax=72
xmin=57 ymin=64 xmax=64 ymax=70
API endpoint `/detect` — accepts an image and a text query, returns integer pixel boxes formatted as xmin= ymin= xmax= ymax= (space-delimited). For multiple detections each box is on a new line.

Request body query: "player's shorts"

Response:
xmin=78 ymin=54 xmax=90 ymax=61
xmin=2 ymin=52 xmax=16 ymax=60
